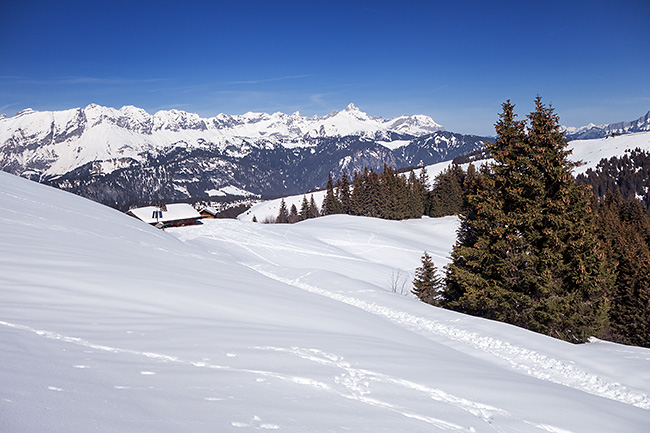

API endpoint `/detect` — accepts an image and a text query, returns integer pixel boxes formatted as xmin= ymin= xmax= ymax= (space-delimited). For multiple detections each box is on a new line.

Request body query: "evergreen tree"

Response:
xmin=350 ymin=170 xmax=365 ymax=216
xmin=596 ymin=191 xmax=650 ymax=347
xmin=322 ymin=173 xmax=342 ymax=215
xmin=412 ymin=252 xmax=444 ymax=305
xmin=276 ymin=198 xmax=289 ymax=224
xmin=430 ymin=164 xmax=465 ymax=217
xmin=444 ymin=98 xmax=612 ymax=343
xmin=381 ymin=164 xmax=408 ymax=220
xmin=288 ymin=203 xmax=299 ymax=224
xmin=418 ymin=164 xmax=432 ymax=215
xmin=462 ymin=163 xmax=478 ymax=209
xmin=338 ymin=172 xmax=352 ymax=214
xmin=407 ymin=169 xmax=425 ymax=218
xmin=299 ymin=195 xmax=310 ymax=221
xmin=309 ymin=194 xmax=320 ymax=219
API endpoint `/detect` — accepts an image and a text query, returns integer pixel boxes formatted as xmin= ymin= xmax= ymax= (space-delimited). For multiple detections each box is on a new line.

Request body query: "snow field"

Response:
xmin=1 ymin=171 xmax=650 ymax=432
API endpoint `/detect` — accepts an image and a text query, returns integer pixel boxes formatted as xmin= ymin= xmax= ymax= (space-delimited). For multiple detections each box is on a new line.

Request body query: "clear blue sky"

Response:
xmin=1 ymin=0 xmax=648 ymax=136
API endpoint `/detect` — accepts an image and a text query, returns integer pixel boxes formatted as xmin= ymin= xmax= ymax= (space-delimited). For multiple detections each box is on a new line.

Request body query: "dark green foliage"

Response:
xmin=309 ymin=194 xmax=320 ymax=219
xmin=412 ymin=252 xmax=444 ymax=305
xmin=325 ymin=164 xmax=437 ymax=220
xmin=299 ymin=195 xmax=310 ymax=221
xmin=429 ymin=164 xmax=465 ymax=218
xmin=577 ymin=148 xmax=650 ymax=212
xmin=596 ymin=191 xmax=650 ymax=347
xmin=276 ymin=198 xmax=289 ymax=224
xmin=288 ymin=203 xmax=299 ymax=224
xmin=338 ymin=172 xmax=352 ymax=214
xmin=293 ymin=194 xmax=320 ymax=221
xmin=322 ymin=173 xmax=342 ymax=215
xmin=407 ymin=170 xmax=425 ymax=217
xmin=444 ymin=98 xmax=612 ymax=343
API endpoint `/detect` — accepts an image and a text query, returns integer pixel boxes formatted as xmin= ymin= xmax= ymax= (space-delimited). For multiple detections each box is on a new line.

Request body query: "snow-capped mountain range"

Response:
xmin=0 ymin=103 xmax=442 ymax=177
xmin=0 ymin=104 xmax=484 ymax=209
xmin=564 ymin=110 xmax=650 ymax=140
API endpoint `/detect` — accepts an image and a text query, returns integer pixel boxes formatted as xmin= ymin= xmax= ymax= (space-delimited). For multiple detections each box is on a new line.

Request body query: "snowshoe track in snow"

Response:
xmin=1 ymin=319 xmax=582 ymax=432
xmin=248 ymin=266 xmax=650 ymax=410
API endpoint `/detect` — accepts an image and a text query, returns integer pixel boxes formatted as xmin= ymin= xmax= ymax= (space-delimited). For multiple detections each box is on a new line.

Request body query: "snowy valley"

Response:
xmin=1 ymin=170 xmax=649 ymax=432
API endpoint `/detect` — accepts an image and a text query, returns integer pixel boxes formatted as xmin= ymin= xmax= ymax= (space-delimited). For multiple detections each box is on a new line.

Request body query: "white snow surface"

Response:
xmin=1 ymin=171 xmax=650 ymax=433
xmin=568 ymin=131 xmax=650 ymax=175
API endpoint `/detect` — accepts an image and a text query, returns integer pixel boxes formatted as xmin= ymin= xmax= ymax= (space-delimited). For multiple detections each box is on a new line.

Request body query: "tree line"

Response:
xmin=270 ymin=163 xmax=470 ymax=223
xmin=320 ymin=163 xmax=469 ymax=220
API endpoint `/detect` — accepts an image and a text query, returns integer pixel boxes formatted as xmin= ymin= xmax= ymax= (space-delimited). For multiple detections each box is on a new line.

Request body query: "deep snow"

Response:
xmin=1 ymin=171 xmax=649 ymax=433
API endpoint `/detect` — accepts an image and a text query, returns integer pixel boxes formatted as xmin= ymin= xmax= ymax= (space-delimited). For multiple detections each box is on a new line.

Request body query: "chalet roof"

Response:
xmin=127 ymin=203 xmax=201 ymax=224
xmin=199 ymin=206 xmax=218 ymax=216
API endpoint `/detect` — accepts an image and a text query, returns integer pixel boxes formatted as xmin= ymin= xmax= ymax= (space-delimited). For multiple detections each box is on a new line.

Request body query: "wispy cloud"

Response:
xmin=0 ymin=76 xmax=165 ymax=85
xmin=0 ymin=103 xmax=18 ymax=113
xmin=148 ymin=83 xmax=209 ymax=93
xmin=222 ymin=75 xmax=311 ymax=85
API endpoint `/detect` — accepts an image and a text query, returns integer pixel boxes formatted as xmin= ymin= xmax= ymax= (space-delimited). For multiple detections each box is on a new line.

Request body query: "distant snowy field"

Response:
xmin=569 ymin=131 xmax=650 ymax=175
xmin=1 ymin=171 xmax=649 ymax=432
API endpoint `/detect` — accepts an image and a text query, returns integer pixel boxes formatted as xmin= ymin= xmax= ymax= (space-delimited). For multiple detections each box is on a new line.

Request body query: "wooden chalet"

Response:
xmin=127 ymin=203 xmax=202 ymax=228
xmin=198 ymin=206 xmax=218 ymax=219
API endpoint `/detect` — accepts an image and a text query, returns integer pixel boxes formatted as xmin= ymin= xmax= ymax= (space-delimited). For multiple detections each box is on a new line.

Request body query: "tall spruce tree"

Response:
xmin=322 ymin=173 xmax=342 ymax=215
xmin=299 ymin=195 xmax=310 ymax=221
xmin=309 ymin=194 xmax=320 ymax=219
xmin=407 ymin=170 xmax=425 ymax=218
xmin=276 ymin=198 xmax=289 ymax=224
xmin=288 ymin=203 xmax=299 ymax=224
xmin=430 ymin=164 xmax=465 ymax=217
xmin=338 ymin=172 xmax=352 ymax=214
xmin=444 ymin=98 xmax=612 ymax=343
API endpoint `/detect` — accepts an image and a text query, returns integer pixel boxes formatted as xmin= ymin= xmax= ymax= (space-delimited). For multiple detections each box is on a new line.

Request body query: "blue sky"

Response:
xmin=1 ymin=0 xmax=648 ymax=136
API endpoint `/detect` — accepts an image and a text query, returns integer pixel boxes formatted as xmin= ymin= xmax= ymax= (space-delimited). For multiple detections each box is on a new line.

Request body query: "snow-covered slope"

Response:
xmin=1 ymin=171 xmax=649 ymax=432
xmin=569 ymin=131 xmax=650 ymax=175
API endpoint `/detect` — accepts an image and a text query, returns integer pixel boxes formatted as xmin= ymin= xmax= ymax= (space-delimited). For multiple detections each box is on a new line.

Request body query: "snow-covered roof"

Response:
xmin=127 ymin=203 xmax=201 ymax=224
xmin=199 ymin=206 xmax=218 ymax=216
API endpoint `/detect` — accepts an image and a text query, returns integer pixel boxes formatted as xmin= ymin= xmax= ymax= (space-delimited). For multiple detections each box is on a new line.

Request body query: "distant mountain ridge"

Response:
xmin=564 ymin=110 xmax=650 ymax=140
xmin=0 ymin=104 xmax=485 ymax=209
xmin=4 ymin=103 xmax=646 ymax=210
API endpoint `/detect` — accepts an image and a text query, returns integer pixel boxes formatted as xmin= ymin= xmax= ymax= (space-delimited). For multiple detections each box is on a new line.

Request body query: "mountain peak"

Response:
xmin=344 ymin=103 xmax=360 ymax=112
xmin=16 ymin=108 xmax=35 ymax=117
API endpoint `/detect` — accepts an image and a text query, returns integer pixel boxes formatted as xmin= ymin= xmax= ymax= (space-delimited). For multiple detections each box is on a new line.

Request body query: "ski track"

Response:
xmin=0 ymin=319 xmax=573 ymax=432
xmin=247 ymin=266 xmax=650 ymax=411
